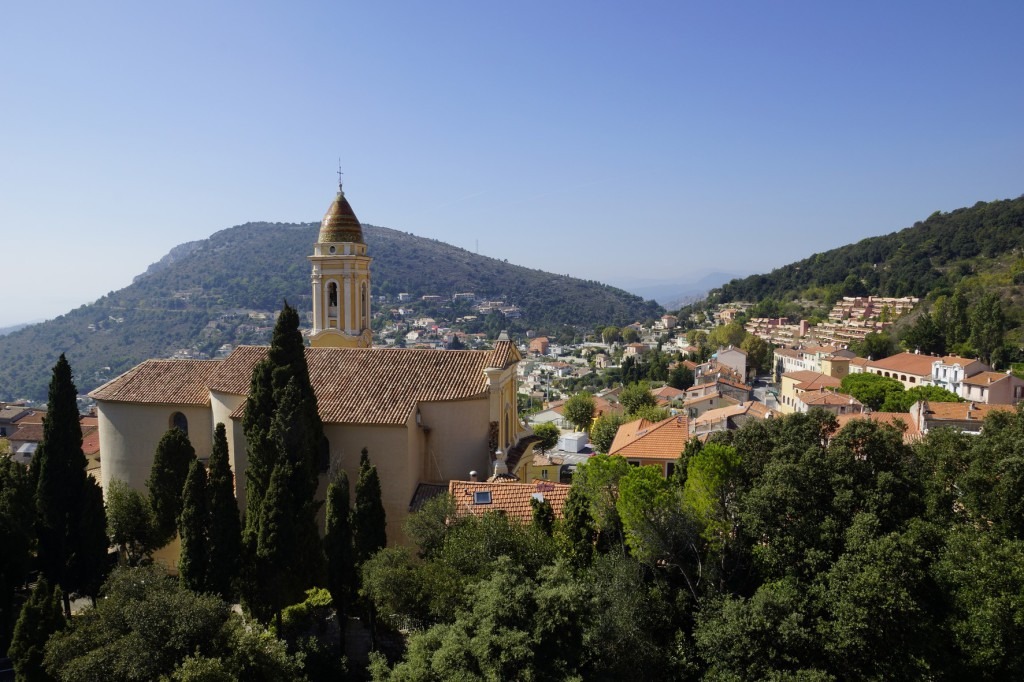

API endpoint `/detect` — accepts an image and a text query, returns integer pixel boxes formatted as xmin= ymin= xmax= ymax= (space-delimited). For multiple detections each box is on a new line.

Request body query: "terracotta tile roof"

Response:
xmin=609 ymin=416 xmax=689 ymax=461
xmin=849 ymin=357 xmax=870 ymax=367
xmin=89 ymin=360 xmax=219 ymax=406
xmin=836 ymin=412 xmax=921 ymax=442
xmin=651 ymin=386 xmax=685 ymax=400
xmin=803 ymin=392 xmax=862 ymax=407
xmin=9 ymin=422 xmax=43 ymax=443
xmin=82 ymin=425 xmax=100 ymax=456
xmin=695 ymin=401 xmax=777 ymax=425
xmin=962 ymin=371 xmax=1011 ymax=386
xmin=866 ymin=352 xmax=936 ymax=377
xmin=219 ymin=342 xmax=519 ymax=425
xmin=919 ymin=401 xmax=1012 ymax=422
xmin=449 ymin=479 xmax=571 ymax=522
xmin=784 ymin=371 xmax=842 ymax=391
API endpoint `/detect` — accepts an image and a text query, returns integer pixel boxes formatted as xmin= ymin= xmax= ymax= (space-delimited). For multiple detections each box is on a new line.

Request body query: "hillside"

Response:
xmin=0 ymin=222 xmax=661 ymax=402
xmin=705 ymin=196 xmax=1024 ymax=306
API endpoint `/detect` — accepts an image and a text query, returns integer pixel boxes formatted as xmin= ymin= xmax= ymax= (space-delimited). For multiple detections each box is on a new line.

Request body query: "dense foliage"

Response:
xmin=364 ymin=407 xmax=1024 ymax=680
xmin=0 ymin=222 xmax=661 ymax=402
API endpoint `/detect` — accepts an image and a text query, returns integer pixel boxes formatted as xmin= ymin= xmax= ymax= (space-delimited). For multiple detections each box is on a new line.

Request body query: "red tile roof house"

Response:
xmin=608 ymin=415 xmax=689 ymax=477
xmin=865 ymin=352 xmax=985 ymax=390
xmin=960 ymin=371 xmax=1024 ymax=405
xmin=448 ymin=479 xmax=571 ymax=522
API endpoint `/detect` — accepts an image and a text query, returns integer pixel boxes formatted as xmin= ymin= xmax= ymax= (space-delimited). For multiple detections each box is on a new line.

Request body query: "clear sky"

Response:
xmin=2 ymin=1 xmax=1022 ymax=327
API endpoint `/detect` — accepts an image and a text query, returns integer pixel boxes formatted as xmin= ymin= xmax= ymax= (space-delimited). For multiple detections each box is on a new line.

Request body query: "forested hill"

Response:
xmin=0 ymin=222 xmax=661 ymax=402
xmin=707 ymin=196 xmax=1024 ymax=305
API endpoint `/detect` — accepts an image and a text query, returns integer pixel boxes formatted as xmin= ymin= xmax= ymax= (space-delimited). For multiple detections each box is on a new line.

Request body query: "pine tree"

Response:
xmin=352 ymin=448 xmax=387 ymax=567
xmin=146 ymin=427 xmax=196 ymax=546
xmin=32 ymin=354 xmax=107 ymax=616
xmin=324 ymin=468 xmax=353 ymax=621
xmin=206 ymin=423 xmax=241 ymax=601
xmin=8 ymin=578 xmax=65 ymax=682
xmin=178 ymin=459 xmax=209 ymax=593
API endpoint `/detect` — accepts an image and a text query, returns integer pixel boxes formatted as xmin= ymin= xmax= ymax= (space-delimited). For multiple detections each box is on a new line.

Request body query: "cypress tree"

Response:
xmin=146 ymin=427 xmax=196 ymax=546
xmin=560 ymin=485 xmax=596 ymax=568
xmin=178 ymin=459 xmax=209 ymax=593
xmin=0 ymin=455 xmax=34 ymax=652
xmin=255 ymin=461 xmax=305 ymax=627
xmin=69 ymin=476 xmax=111 ymax=603
xmin=352 ymin=448 xmax=387 ymax=566
xmin=324 ymin=468 xmax=353 ymax=620
xmin=206 ymin=423 xmax=241 ymax=601
xmin=240 ymin=302 xmax=328 ymax=621
xmin=530 ymin=496 xmax=555 ymax=536
xmin=8 ymin=578 xmax=65 ymax=682
xmin=33 ymin=354 xmax=107 ymax=616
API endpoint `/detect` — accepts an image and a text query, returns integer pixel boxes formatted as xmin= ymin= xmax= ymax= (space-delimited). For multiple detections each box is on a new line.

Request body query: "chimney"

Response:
xmin=469 ymin=470 xmax=478 ymax=482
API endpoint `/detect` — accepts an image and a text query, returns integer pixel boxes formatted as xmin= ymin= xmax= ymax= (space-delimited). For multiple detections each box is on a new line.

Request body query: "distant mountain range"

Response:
xmin=611 ymin=272 xmax=742 ymax=309
xmin=0 ymin=222 xmax=663 ymax=402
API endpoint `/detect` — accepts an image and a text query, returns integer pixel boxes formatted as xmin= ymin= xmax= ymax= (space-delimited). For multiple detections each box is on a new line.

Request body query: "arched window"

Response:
xmin=328 ymin=282 xmax=338 ymax=308
xmin=171 ymin=411 xmax=188 ymax=435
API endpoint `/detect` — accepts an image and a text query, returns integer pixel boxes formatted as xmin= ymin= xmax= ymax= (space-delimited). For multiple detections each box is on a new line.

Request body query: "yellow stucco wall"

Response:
xmin=98 ymin=401 xmax=212 ymax=494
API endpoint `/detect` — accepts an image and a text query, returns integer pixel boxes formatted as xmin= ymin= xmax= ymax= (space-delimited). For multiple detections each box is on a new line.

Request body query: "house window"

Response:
xmin=666 ymin=462 xmax=675 ymax=478
xmin=170 ymin=412 xmax=188 ymax=435
xmin=473 ymin=491 xmax=492 ymax=505
xmin=628 ymin=459 xmax=641 ymax=467
xmin=541 ymin=469 xmax=548 ymax=480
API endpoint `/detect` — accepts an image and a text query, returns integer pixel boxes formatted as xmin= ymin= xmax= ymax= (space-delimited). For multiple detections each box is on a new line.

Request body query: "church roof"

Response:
xmin=89 ymin=360 xmax=219 ymax=405
xmin=212 ymin=342 xmax=519 ymax=426
xmin=318 ymin=189 xmax=363 ymax=244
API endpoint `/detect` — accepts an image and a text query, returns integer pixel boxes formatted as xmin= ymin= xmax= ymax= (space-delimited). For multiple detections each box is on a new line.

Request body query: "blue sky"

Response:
xmin=1 ymin=1 xmax=1022 ymax=326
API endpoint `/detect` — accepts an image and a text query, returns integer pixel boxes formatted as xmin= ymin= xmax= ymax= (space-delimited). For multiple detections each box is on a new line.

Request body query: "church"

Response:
xmin=90 ymin=180 xmax=529 ymax=540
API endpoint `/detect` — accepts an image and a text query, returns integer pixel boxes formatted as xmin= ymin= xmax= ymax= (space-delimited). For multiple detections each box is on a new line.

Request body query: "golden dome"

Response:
xmin=318 ymin=188 xmax=363 ymax=244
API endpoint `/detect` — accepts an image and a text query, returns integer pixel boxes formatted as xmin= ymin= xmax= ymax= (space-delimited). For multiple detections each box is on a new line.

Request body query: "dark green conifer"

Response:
xmin=178 ymin=459 xmax=209 ymax=593
xmin=324 ymin=468 xmax=353 ymax=620
xmin=69 ymin=476 xmax=110 ymax=603
xmin=206 ymin=423 xmax=241 ymax=600
xmin=146 ymin=427 xmax=196 ymax=546
xmin=0 ymin=455 xmax=35 ymax=651
xmin=254 ymin=461 xmax=306 ymax=627
xmin=560 ymin=485 xmax=595 ymax=568
xmin=8 ymin=578 xmax=65 ymax=682
xmin=531 ymin=496 xmax=555 ymax=536
xmin=32 ymin=354 xmax=108 ymax=616
xmin=352 ymin=448 xmax=387 ymax=566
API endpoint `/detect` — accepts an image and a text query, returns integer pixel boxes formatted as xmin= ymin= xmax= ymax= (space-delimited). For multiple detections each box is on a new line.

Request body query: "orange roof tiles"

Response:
xmin=866 ymin=352 xmax=936 ymax=376
xmin=836 ymin=412 xmax=920 ymax=442
xmin=784 ymin=371 xmax=842 ymax=391
xmin=609 ymin=416 xmax=689 ymax=461
xmin=803 ymin=392 xmax=862 ymax=407
xmin=89 ymin=360 xmax=219 ymax=406
xmin=449 ymin=479 xmax=571 ymax=522
xmin=919 ymin=401 xmax=1013 ymax=422
xmin=962 ymin=371 xmax=1011 ymax=386
xmin=217 ymin=342 xmax=518 ymax=425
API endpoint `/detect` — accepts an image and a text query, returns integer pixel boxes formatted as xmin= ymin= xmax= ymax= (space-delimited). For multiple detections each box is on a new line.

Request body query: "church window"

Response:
xmin=170 ymin=411 xmax=188 ymax=435
xmin=328 ymin=282 xmax=338 ymax=308
xmin=361 ymin=283 xmax=368 ymax=324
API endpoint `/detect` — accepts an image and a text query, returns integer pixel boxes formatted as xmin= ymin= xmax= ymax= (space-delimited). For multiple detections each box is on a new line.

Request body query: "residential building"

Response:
xmin=449 ymin=479 xmax=571 ymax=522
xmin=909 ymin=400 xmax=1014 ymax=435
xmin=778 ymin=371 xmax=842 ymax=414
xmin=608 ymin=416 xmax=689 ymax=477
xmin=961 ymin=371 xmax=1024 ymax=405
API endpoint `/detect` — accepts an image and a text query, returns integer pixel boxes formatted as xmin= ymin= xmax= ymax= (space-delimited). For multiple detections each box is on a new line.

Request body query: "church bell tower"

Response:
xmin=309 ymin=175 xmax=372 ymax=348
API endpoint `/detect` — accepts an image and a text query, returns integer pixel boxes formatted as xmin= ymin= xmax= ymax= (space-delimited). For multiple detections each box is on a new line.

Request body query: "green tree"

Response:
xmin=532 ymin=422 xmax=559 ymax=455
xmin=105 ymin=479 xmax=157 ymax=566
xmin=562 ymin=392 xmax=596 ymax=433
xmin=590 ymin=413 xmax=626 ymax=454
xmin=530 ymin=497 xmax=555 ymax=535
xmin=708 ymin=322 xmax=746 ymax=350
xmin=43 ymin=565 xmax=303 ymax=681
xmin=0 ymin=455 xmax=35 ymax=650
xmin=178 ymin=459 xmax=209 ymax=593
xmin=881 ymin=384 xmax=961 ymax=413
xmin=602 ymin=326 xmax=622 ymax=344
xmin=619 ymin=382 xmax=656 ymax=416
xmin=9 ymin=579 xmax=65 ymax=682
xmin=205 ymin=423 xmax=241 ymax=601
xmin=253 ymin=461 xmax=307 ymax=627
xmin=558 ymin=485 xmax=596 ymax=568
xmin=740 ymin=334 xmax=773 ymax=377
xmin=353 ymin=448 xmax=387 ymax=567
xmin=970 ymin=292 xmax=1006 ymax=366
xmin=147 ymin=427 xmax=196 ymax=546
xmin=838 ymin=373 xmax=904 ymax=411
xmin=668 ymin=363 xmax=694 ymax=390
xmin=324 ymin=468 xmax=354 ymax=624
xmin=851 ymin=331 xmax=896 ymax=360
xmin=901 ymin=311 xmax=945 ymax=355
xmin=622 ymin=327 xmax=640 ymax=343
xmin=32 ymin=354 xmax=108 ymax=617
